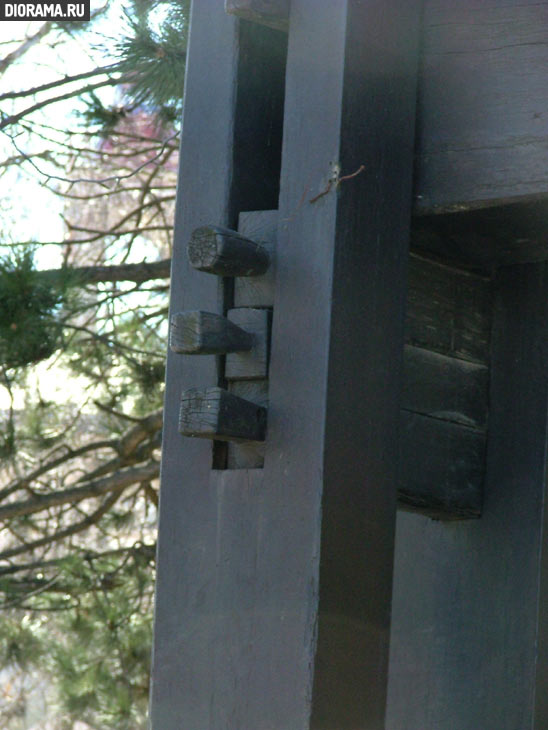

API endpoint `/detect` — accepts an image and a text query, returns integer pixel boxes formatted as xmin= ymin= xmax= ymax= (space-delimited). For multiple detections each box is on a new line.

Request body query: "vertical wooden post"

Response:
xmin=148 ymin=4 xmax=237 ymax=727
xmin=151 ymin=0 xmax=420 ymax=728
xmin=150 ymin=4 xmax=287 ymax=729
xmin=262 ymin=2 xmax=421 ymax=726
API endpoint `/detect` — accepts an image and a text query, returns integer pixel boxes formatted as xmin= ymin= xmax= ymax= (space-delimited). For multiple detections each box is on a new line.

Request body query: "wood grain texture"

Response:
xmin=412 ymin=200 xmax=548 ymax=269
xmin=187 ymin=224 xmax=270 ymax=276
xmin=179 ymin=386 xmax=267 ymax=442
xmin=399 ymin=411 xmax=485 ymax=518
xmin=227 ymin=380 xmax=268 ymax=468
xmin=225 ymin=307 xmax=270 ymax=380
xmin=150 ymin=9 xmax=288 ymax=730
xmin=235 ymin=210 xmax=278 ymax=306
xmin=261 ymin=1 xmax=422 ymax=727
xmin=415 ymin=0 xmax=548 ymax=213
xmin=402 ymin=345 xmax=488 ymax=429
xmin=225 ymin=0 xmax=289 ymax=31
xmin=387 ymin=263 xmax=548 ymax=729
xmin=150 ymin=5 xmax=239 ymax=728
xmin=406 ymin=255 xmax=491 ymax=364
xmin=170 ymin=310 xmax=253 ymax=355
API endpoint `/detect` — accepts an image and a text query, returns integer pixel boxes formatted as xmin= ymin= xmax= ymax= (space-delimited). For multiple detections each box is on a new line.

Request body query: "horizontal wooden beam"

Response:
xmin=412 ymin=200 xmax=548 ymax=270
xmin=179 ymin=386 xmax=267 ymax=442
xmin=188 ymin=225 xmax=270 ymax=277
xmin=225 ymin=0 xmax=289 ymax=31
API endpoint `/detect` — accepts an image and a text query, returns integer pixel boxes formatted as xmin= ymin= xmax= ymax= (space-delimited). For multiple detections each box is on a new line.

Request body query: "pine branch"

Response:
xmin=0 ymin=460 xmax=159 ymax=523
xmin=0 ymin=490 xmax=125 ymax=561
xmin=0 ymin=542 xmax=156 ymax=576
xmin=42 ymin=259 xmax=171 ymax=285
xmin=0 ymin=64 xmax=119 ymax=102
xmin=0 ymin=22 xmax=53 ymax=74
xmin=0 ymin=439 xmax=117 ymax=502
xmin=0 ymin=77 xmax=123 ymax=131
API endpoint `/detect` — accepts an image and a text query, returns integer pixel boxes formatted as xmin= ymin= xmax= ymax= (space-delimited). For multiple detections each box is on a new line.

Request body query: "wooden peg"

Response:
xmin=188 ymin=225 xmax=270 ymax=277
xmin=170 ymin=311 xmax=254 ymax=355
xmin=225 ymin=0 xmax=289 ymax=31
xmin=179 ymin=386 xmax=267 ymax=442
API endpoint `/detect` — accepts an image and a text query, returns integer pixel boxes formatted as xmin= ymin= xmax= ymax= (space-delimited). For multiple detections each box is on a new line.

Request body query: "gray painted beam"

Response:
xmin=148 ymin=4 xmax=238 ymax=728
xmin=261 ymin=1 xmax=421 ymax=727
xmin=150 ymin=8 xmax=288 ymax=730
xmin=387 ymin=263 xmax=548 ymax=728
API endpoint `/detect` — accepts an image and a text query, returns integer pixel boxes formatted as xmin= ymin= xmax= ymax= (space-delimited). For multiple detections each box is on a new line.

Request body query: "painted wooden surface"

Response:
xmin=225 ymin=0 xmax=289 ymax=30
xmin=387 ymin=263 xmax=548 ymax=728
xmin=399 ymin=412 xmax=485 ymax=518
xmin=235 ymin=210 xmax=278 ymax=307
xmin=225 ymin=307 xmax=270 ymax=380
xmin=149 ymin=5 xmax=237 ymax=727
xmin=150 ymin=8 xmax=288 ymax=729
xmin=270 ymin=1 xmax=420 ymax=726
xmin=406 ymin=255 xmax=491 ymax=363
xmin=232 ymin=210 xmax=489 ymax=517
xmin=412 ymin=200 xmax=548 ymax=269
xmin=226 ymin=0 xmax=548 ymax=216
xmin=415 ymin=0 xmax=548 ymax=214
xmin=402 ymin=345 xmax=487 ymax=428
xmin=156 ymin=0 xmax=419 ymax=726
xmin=227 ymin=380 xmax=268 ymax=468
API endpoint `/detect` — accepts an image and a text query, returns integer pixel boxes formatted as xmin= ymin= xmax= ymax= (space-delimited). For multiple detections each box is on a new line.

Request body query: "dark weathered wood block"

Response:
xmin=416 ymin=1 xmax=548 ymax=215
xmin=402 ymin=345 xmax=488 ymax=429
xmin=227 ymin=380 xmax=268 ymax=468
xmin=170 ymin=310 xmax=253 ymax=355
xmin=388 ymin=264 xmax=548 ymax=728
xmin=225 ymin=0 xmax=289 ymax=31
xmin=179 ymin=386 xmax=267 ymax=442
xmin=406 ymin=255 xmax=491 ymax=364
xmin=399 ymin=412 xmax=485 ymax=519
xmin=412 ymin=200 xmax=548 ymax=270
xmin=188 ymin=225 xmax=270 ymax=277
xmin=225 ymin=307 xmax=270 ymax=380
xmin=235 ymin=211 xmax=277 ymax=306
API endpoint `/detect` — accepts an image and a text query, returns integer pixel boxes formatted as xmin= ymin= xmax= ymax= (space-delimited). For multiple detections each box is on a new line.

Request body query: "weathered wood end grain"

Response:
xmin=179 ymin=386 xmax=267 ymax=442
xmin=225 ymin=307 xmax=270 ymax=380
xmin=170 ymin=310 xmax=253 ymax=355
xmin=225 ymin=0 xmax=289 ymax=31
xmin=188 ymin=225 xmax=270 ymax=277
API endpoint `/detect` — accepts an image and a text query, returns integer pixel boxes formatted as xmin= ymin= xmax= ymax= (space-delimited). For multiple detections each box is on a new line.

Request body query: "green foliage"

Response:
xmin=78 ymin=91 xmax=129 ymax=137
xmin=114 ymin=0 xmax=190 ymax=115
xmin=51 ymin=555 xmax=154 ymax=729
xmin=0 ymin=0 xmax=185 ymax=725
xmin=0 ymin=250 xmax=71 ymax=369
xmin=0 ymin=549 xmax=155 ymax=729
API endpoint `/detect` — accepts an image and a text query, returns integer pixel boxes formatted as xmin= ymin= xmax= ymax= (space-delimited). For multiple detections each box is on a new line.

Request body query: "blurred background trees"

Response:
xmin=0 ymin=2 xmax=188 ymax=726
